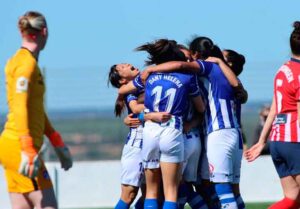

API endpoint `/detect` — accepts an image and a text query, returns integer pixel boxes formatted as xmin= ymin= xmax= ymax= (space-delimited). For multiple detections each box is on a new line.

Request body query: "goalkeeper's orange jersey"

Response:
xmin=2 ymin=48 xmax=46 ymax=149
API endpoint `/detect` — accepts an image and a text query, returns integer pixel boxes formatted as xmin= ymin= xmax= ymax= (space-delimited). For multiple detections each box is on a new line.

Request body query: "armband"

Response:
xmin=138 ymin=112 xmax=145 ymax=122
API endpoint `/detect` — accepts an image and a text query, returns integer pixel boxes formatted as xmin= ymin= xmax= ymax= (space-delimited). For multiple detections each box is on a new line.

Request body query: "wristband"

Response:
xmin=137 ymin=112 xmax=145 ymax=122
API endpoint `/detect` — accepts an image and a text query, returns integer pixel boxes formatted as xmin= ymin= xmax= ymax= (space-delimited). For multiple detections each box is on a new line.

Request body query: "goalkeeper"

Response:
xmin=0 ymin=11 xmax=72 ymax=209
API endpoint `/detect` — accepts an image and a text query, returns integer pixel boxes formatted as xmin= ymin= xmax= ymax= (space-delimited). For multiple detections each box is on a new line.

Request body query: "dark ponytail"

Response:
xmin=290 ymin=21 xmax=300 ymax=55
xmin=223 ymin=49 xmax=246 ymax=76
xmin=189 ymin=36 xmax=225 ymax=61
xmin=189 ymin=37 xmax=214 ymax=59
xmin=136 ymin=39 xmax=186 ymax=65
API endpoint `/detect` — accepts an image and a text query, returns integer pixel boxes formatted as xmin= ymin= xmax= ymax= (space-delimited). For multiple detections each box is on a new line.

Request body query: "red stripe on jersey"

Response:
xmin=279 ymin=121 xmax=285 ymax=142
xmin=290 ymin=113 xmax=298 ymax=142
xmin=270 ymin=124 xmax=279 ymax=142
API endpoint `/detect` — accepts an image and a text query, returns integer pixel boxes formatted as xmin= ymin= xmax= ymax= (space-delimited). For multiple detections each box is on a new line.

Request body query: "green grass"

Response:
xmin=246 ymin=202 xmax=272 ymax=209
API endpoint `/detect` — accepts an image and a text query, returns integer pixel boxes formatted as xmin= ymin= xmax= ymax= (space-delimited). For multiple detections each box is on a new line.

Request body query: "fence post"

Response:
xmin=54 ymin=166 xmax=59 ymax=208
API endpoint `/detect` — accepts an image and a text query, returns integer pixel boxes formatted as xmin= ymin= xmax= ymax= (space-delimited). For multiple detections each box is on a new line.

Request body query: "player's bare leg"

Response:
xmin=120 ymin=184 xmax=139 ymax=204
xmin=27 ymin=188 xmax=57 ymax=209
xmin=160 ymin=162 xmax=181 ymax=202
xmin=293 ymin=174 xmax=300 ymax=201
xmin=9 ymin=193 xmax=33 ymax=209
xmin=280 ymin=175 xmax=300 ymax=202
xmin=10 ymin=188 xmax=57 ymax=209
xmin=268 ymin=176 xmax=300 ymax=209
xmin=280 ymin=176 xmax=300 ymax=201
xmin=145 ymin=168 xmax=161 ymax=199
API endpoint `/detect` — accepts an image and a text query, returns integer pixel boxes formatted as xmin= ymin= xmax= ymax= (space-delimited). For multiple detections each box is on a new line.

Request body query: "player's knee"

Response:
xmin=121 ymin=192 xmax=138 ymax=204
xmin=284 ymin=184 xmax=300 ymax=200
xmin=121 ymin=187 xmax=139 ymax=204
xmin=128 ymin=190 xmax=138 ymax=203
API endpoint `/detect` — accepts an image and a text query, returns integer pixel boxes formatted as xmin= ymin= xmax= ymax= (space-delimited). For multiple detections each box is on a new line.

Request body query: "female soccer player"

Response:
xmin=109 ymin=64 xmax=145 ymax=209
xmin=119 ymin=39 xmax=205 ymax=209
xmin=108 ymin=63 xmax=172 ymax=209
xmin=174 ymin=44 xmax=208 ymax=209
xmin=141 ymin=37 xmax=247 ymax=209
xmin=246 ymin=21 xmax=300 ymax=209
xmin=222 ymin=49 xmax=247 ymax=209
xmin=0 ymin=11 xmax=72 ymax=209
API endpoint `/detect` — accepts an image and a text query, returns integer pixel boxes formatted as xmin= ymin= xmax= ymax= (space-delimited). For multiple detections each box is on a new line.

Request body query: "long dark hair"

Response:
xmin=108 ymin=65 xmax=121 ymax=88
xmin=189 ymin=36 xmax=225 ymax=61
xmin=290 ymin=21 xmax=300 ymax=56
xmin=135 ymin=39 xmax=186 ymax=65
xmin=223 ymin=49 xmax=246 ymax=76
xmin=114 ymin=94 xmax=125 ymax=117
xmin=107 ymin=65 xmax=125 ymax=117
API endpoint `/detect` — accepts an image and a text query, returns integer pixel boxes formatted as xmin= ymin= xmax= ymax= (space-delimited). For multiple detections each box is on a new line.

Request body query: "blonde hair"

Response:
xmin=18 ymin=11 xmax=47 ymax=35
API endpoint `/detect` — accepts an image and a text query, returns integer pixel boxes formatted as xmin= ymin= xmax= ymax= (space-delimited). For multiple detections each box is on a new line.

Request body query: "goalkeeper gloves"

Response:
xmin=47 ymin=131 xmax=73 ymax=171
xmin=19 ymin=136 xmax=40 ymax=178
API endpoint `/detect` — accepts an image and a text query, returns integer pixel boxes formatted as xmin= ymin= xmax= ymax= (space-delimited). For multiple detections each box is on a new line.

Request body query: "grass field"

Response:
xmin=246 ymin=202 xmax=272 ymax=208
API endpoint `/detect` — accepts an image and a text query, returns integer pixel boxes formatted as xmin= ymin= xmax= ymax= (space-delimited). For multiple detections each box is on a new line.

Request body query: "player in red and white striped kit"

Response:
xmin=246 ymin=21 xmax=300 ymax=209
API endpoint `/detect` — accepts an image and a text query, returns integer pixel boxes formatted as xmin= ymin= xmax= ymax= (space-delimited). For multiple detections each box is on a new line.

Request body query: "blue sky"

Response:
xmin=0 ymin=0 xmax=299 ymax=110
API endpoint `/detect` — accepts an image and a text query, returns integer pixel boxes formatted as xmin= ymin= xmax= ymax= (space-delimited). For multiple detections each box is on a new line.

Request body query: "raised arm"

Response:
xmin=118 ymin=81 xmax=137 ymax=95
xmin=141 ymin=61 xmax=200 ymax=82
xmin=146 ymin=61 xmax=200 ymax=73
xmin=206 ymin=57 xmax=239 ymax=87
xmin=206 ymin=57 xmax=248 ymax=103
xmin=245 ymin=98 xmax=276 ymax=162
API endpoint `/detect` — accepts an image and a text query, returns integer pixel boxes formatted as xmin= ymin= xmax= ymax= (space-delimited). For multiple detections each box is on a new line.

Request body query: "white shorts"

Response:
xmin=182 ymin=131 xmax=201 ymax=182
xmin=142 ymin=121 xmax=184 ymax=169
xmin=121 ymin=144 xmax=144 ymax=187
xmin=206 ymin=128 xmax=243 ymax=183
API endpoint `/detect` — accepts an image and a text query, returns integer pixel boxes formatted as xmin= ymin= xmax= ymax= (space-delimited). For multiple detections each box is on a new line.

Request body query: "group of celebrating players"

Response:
xmin=0 ymin=10 xmax=300 ymax=209
xmin=109 ymin=36 xmax=247 ymax=209
xmin=109 ymin=22 xmax=300 ymax=209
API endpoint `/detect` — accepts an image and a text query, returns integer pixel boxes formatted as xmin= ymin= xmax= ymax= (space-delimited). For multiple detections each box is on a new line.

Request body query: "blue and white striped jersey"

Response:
xmin=133 ymin=72 xmax=201 ymax=130
xmin=124 ymin=92 xmax=143 ymax=148
xmin=196 ymin=60 xmax=241 ymax=134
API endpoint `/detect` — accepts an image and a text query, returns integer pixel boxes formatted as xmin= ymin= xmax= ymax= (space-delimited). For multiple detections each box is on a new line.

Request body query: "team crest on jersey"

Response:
xmin=16 ymin=77 xmax=29 ymax=93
